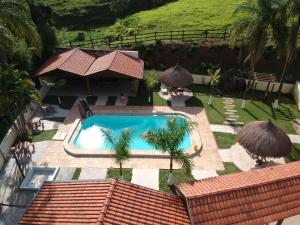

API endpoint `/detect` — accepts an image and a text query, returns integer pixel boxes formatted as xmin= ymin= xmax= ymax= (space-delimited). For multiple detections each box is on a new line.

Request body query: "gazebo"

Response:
xmin=159 ymin=65 xmax=193 ymax=92
xmin=237 ymin=120 xmax=292 ymax=165
xmin=34 ymin=48 xmax=144 ymax=95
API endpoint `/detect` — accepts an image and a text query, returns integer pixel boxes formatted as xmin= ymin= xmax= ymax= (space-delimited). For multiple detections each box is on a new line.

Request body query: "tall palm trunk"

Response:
xmin=242 ymin=61 xmax=256 ymax=108
xmin=119 ymin=162 xmax=123 ymax=176
xmin=273 ymin=15 xmax=300 ymax=109
xmin=168 ymin=151 xmax=174 ymax=186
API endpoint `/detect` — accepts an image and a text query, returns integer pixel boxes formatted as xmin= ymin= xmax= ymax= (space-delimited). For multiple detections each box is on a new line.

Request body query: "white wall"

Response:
xmin=0 ymin=85 xmax=49 ymax=169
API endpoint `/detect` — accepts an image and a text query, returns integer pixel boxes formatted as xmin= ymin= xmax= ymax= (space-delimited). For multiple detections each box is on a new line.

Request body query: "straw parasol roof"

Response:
xmin=237 ymin=120 xmax=292 ymax=158
xmin=159 ymin=65 xmax=193 ymax=88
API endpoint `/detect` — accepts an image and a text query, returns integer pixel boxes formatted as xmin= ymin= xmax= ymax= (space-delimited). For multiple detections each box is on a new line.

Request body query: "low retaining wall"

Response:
xmin=0 ymin=85 xmax=49 ymax=169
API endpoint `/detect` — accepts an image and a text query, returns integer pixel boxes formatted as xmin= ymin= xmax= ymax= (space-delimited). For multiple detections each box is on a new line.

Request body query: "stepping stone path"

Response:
xmin=78 ymin=168 xmax=107 ymax=180
xmin=222 ymin=97 xmax=244 ymax=126
xmin=192 ymin=170 xmax=218 ymax=180
xmin=131 ymin=169 xmax=159 ymax=190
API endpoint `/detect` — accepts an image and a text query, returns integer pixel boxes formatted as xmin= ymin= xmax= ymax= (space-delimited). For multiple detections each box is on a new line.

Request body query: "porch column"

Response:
xmin=86 ymin=77 xmax=92 ymax=95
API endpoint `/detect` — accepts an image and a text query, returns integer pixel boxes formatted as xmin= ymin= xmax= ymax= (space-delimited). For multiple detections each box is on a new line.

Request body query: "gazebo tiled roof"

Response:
xmin=35 ymin=48 xmax=144 ymax=79
xmin=176 ymin=161 xmax=300 ymax=225
xmin=19 ymin=179 xmax=190 ymax=225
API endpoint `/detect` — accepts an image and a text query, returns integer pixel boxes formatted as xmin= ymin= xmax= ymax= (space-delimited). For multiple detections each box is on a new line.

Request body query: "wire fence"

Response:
xmin=59 ymin=28 xmax=300 ymax=50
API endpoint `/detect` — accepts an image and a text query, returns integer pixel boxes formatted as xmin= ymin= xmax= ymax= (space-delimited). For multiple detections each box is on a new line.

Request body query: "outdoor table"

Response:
xmin=30 ymin=117 xmax=44 ymax=131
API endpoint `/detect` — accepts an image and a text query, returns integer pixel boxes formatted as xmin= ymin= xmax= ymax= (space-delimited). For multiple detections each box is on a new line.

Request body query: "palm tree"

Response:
xmin=144 ymin=71 xmax=159 ymax=102
xmin=207 ymin=68 xmax=221 ymax=105
xmin=273 ymin=0 xmax=300 ymax=109
xmin=0 ymin=0 xmax=40 ymax=62
xmin=230 ymin=0 xmax=283 ymax=108
xmin=0 ymin=64 xmax=40 ymax=141
xmin=102 ymin=128 xmax=132 ymax=177
xmin=142 ymin=118 xmax=195 ymax=186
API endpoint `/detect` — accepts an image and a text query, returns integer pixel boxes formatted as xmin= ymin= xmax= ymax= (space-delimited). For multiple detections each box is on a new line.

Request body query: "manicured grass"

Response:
xmin=189 ymin=84 xmax=300 ymax=134
xmin=213 ymin=132 xmax=236 ymax=149
xmin=56 ymin=0 xmax=242 ymax=41
xmin=45 ymin=117 xmax=66 ymax=123
xmin=72 ymin=168 xmax=81 ymax=180
xmin=286 ymin=144 xmax=300 ymax=162
xmin=106 ymin=168 xmax=132 ymax=182
xmin=107 ymin=96 xmax=117 ymax=105
xmin=43 ymin=95 xmax=77 ymax=109
xmin=159 ymin=169 xmax=195 ymax=194
xmin=32 ymin=129 xmax=57 ymax=142
xmin=217 ymin=162 xmax=241 ymax=176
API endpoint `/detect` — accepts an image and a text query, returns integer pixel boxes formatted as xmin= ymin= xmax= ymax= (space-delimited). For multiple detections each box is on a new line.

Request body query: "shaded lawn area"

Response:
xmin=72 ymin=168 xmax=81 ymax=180
xmin=286 ymin=143 xmax=300 ymax=162
xmin=159 ymin=169 xmax=194 ymax=194
xmin=128 ymin=81 xmax=169 ymax=106
xmin=217 ymin=162 xmax=241 ymax=176
xmin=213 ymin=132 xmax=236 ymax=149
xmin=106 ymin=168 xmax=132 ymax=182
xmin=43 ymin=95 xmax=77 ymax=110
xmin=32 ymin=129 xmax=57 ymax=142
xmin=188 ymin=84 xmax=300 ymax=134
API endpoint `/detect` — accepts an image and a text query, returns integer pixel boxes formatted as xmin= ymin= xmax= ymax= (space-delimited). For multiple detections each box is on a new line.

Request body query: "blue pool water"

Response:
xmin=74 ymin=115 xmax=191 ymax=150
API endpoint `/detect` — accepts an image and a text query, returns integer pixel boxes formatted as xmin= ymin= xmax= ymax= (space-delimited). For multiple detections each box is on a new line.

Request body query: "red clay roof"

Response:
xmin=35 ymin=49 xmax=144 ymax=79
xmin=19 ymin=179 xmax=190 ymax=225
xmin=176 ymin=161 xmax=300 ymax=225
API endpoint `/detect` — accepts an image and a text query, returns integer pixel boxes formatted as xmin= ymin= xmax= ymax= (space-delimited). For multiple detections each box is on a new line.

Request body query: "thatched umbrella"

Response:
xmin=237 ymin=120 xmax=292 ymax=164
xmin=159 ymin=65 xmax=193 ymax=88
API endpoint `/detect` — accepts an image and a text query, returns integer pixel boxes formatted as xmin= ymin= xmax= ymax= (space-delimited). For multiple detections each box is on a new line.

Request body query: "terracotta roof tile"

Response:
xmin=19 ymin=179 xmax=190 ymax=225
xmin=35 ymin=49 xmax=144 ymax=79
xmin=176 ymin=161 xmax=300 ymax=225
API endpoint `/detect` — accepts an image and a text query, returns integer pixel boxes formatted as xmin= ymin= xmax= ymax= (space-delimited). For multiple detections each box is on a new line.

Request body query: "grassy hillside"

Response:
xmin=51 ymin=0 xmax=242 ymax=41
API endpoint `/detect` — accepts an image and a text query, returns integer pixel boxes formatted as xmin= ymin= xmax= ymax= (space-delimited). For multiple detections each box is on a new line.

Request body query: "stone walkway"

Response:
xmin=192 ymin=170 xmax=218 ymax=180
xmin=223 ymin=97 xmax=244 ymax=126
xmin=78 ymin=168 xmax=107 ymax=180
xmin=131 ymin=169 xmax=159 ymax=190
xmin=219 ymin=143 xmax=286 ymax=171
xmin=115 ymin=96 xmax=128 ymax=106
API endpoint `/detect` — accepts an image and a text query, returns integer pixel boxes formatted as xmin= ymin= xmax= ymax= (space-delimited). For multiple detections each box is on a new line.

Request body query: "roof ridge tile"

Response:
xmin=97 ymin=178 xmax=118 ymax=224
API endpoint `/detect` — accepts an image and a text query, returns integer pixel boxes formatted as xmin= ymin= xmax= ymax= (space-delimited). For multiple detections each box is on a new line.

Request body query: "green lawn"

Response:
xmin=106 ymin=168 xmax=132 ymax=182
xmin=188 ymin=84 xmax=300 ymax=134
xmin=217 ymin=162 xmax=241 ymax=176
xmin=43 ymin=95 xmax=77 ymax=110
xmin=159 ymin=169 xmax=194 ymax=194
xmin=72 ymin=168 xmax=81 ymax=180
xmin=32 ymin=129 xmax=57 ymax=142
xmin=213 ymin=132 xmax=236 ymax=149
xmin=286 ymin=144 xmax=300 ymax=162
xmin=55 ymin=0 xmax=242 ymax=41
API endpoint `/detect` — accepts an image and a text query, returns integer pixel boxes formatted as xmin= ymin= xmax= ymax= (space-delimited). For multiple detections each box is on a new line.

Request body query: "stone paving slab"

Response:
xmin=288 ymin=134 xmax=300 ymax=143
xmin=224 ymin=121 xmax=244 ymax=125
xmin=95 ymin=96 xmax=108 ymax=106
xmin=55 ymin=167 xmax=76 ymax=181
xmin=78 ymin=168 xmax=107 ymax=180
xmin=210 ymin=124 xmax=240 ymax=134
xmin=131 ymin=169 xmax=159 ymax=190
xmin=192 ymin=170 xmax=218 ymax=180
xmin=0 ymin=206 xmax=26 ymax=225
xmin=43 ymin=120 xmax=62 ymax=130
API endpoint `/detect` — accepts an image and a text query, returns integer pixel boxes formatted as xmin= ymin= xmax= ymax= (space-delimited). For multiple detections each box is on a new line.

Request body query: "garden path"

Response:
xmin=78 ymin=168 xmax=107 ymax=180
xmin=131 ymin=169 xmax=159 ymax=190
xmin=192 ymin=170 xmax=218 ymax=180
xmin=223 ymin=97 xmax=244 ymax=126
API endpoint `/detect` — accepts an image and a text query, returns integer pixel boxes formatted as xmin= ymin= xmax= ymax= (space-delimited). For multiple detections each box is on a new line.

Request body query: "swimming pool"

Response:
xmin=73 ymin=115 xmax=192 ymax=150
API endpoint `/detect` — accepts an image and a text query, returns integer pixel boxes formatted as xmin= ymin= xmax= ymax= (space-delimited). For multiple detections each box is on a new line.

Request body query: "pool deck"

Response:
xmin=36 ymin=102 xmax=224 ymax=170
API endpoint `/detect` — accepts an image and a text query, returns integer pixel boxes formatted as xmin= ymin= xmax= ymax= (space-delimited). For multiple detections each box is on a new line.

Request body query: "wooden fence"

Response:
xmin=59 ymin=28 xmax=232 ymax=49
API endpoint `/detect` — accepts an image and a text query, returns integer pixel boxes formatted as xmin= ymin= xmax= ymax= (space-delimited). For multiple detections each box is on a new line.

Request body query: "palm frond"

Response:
xmin=173 ymin=151 xmax=194 ymax=174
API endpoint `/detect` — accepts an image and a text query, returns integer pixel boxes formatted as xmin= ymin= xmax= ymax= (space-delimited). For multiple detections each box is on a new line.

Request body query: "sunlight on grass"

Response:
xmin=32 ymin=129 xmax=57 ymax=142
xmin=106 ymin=168 xmax=132 ymax=182
xmin=213 ymin=132 xmax=236 ymax=149
xmin=217 ymin=162 xmax=241 ymax=176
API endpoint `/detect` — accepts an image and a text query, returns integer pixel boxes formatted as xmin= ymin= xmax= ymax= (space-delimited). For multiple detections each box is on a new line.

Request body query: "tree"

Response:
xmin=142 ymin=118 xmax=195 ymax=186
xmin=0 ymin=0 xmax=40 ymax=63
xmin=102 ymin=128 xmax=132 ymax=177
xmin=0 ymin=64 xmax=40 ymax=141
xmin=207 ymin=68 xmax=221 ymax=105
xmin=144 ymin=71 xmax=159 ymax=102
xmin=230 ymin=0 xmax=283 ymax=108
xmin=273 ymin=0 xmax=300 ymax=109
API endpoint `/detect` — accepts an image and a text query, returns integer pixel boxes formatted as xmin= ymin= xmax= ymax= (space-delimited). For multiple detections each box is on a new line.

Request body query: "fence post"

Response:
xmin=223 ymin=27 xmax=227 ymax=41
xmin=89 ymin=37 xmax=95 ymax=49
xmin=182 ymin=30 xmax=185 ymax=42
xmin=171 ymin=30 xmax=173 ymax=43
